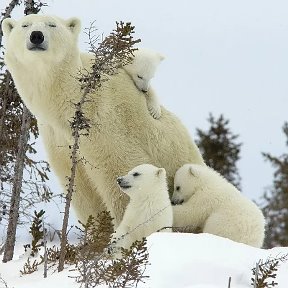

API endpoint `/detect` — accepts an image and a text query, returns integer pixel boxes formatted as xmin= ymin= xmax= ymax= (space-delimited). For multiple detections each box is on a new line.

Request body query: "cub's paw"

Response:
xmin=148 ymin=104 xmax=162 ymax=119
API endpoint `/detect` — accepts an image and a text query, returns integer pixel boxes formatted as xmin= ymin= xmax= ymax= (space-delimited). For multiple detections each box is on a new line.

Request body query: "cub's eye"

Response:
xmin=133 ymin=172 xmax=140 ymax=177
xmin=22 ymin=24 xmax=29 ymax=28
xmin=48 ymin=23 xmax=56 ymax=27
xmin=176 ymin=186 xmax=180 ymax=191
xmin=137 ymin=75 xmax=143 ymax=79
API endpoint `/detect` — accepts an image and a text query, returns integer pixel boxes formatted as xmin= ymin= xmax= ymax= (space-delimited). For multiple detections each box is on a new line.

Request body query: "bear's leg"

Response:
xmin=172 ymin=204 xmax=203 ymax=233
xmin=103 ymin=184 xmax=129 ymax=227
xmin=203 ymin=211 xmax=264 ymax=247
xmin=72 ymin=163 xmax=107 ymax=222
xmin=145 ymin=88 xmax=161 ymax=119
xmin=40 ymin=124 xmax=106 ymax=223
xmin=203 ymin=212 xmax=248 ymax=245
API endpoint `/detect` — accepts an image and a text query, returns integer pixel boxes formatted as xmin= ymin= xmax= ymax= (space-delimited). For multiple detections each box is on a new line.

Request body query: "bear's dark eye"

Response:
xmin=137 ymin=75 xmax=143 ymax=79
xmin=22 ymin=24 xmax=29 ymax=28
xmin=133 ymin=172 xmax=140 ymax=177
xmin=48 ymin=23 xmax=56 ymax=28
xmin=176 ymin=186 xmax=180 ymax=191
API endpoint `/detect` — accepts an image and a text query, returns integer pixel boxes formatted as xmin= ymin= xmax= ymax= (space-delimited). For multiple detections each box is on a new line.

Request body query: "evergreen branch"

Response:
xmin=251 ymin=254 xmax=288 ymax=287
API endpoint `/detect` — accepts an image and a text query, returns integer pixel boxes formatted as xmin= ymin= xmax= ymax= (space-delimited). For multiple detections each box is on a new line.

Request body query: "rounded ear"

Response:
xmin=189 ymin=166 xmax=196 ymax=177
xmin=2 ymin=18 xmax=17 ymax=37
xmin=66 ymin=17 xmax=81 ymax=35
xmin=156 ymin=168 xmax=166 ymax=177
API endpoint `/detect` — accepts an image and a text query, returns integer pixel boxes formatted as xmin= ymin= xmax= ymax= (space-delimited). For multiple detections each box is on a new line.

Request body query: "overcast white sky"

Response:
xmin=4 ymin=0 xmax=288 ymax=202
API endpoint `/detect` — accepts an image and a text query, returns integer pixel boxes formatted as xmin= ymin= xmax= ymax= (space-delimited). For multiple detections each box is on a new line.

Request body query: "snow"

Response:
xmin=1 ymin=233 xmax=287 ymax=288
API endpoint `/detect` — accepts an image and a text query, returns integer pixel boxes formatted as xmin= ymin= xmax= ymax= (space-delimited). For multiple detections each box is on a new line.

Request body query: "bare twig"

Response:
xmin=43 ymin=219 xmax=48 ymax=278
xmin=228 ymin=276 xmax=232 ymax=288
xmin=253 ymin=261 xmax=260 ymax=288
xmin=0 ymin=274 xmax=9 ymax=288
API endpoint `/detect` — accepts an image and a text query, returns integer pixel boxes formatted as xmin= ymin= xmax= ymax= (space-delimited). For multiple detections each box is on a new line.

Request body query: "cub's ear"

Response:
xmin=189 ymin=166 xmax=196 ymax=177
xmin=66 ymin=17 xmax=81 ymax=35
xmin=2 ymin=18 xmax=17 ymax=36
xmin=156 ymin=167 xmax=166 ymax=177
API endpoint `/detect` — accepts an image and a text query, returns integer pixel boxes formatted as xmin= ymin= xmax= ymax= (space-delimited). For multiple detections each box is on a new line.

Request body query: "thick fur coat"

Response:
xmin=172 ymin=164 xmax=265 ymax=247
xmin=114 ymin=164 xmax=173 ymax=251
xmin=2 ymin=15 xmax=204 ymax=225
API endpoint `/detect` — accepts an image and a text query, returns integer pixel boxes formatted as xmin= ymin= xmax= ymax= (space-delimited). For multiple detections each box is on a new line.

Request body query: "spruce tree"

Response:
xmin=195 ymin=113 xmax=242 ymax=188
xmin=261 ymin=122 xmax=288 ymax=248
xmin=1 ymin=0 xmax=50 ymax=263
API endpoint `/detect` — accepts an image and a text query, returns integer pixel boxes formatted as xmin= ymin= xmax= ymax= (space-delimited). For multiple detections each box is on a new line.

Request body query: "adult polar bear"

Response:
xmin=2 ymin=14 xmax=204 ymax=225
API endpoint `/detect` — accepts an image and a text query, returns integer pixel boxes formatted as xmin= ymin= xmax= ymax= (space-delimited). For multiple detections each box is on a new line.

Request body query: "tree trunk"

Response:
xmin=58 ymin=110 xmax=81 ymax=272
xmin=0 ymin=85 xmax=8 ymax=138
xmin=2 ymin=105 xmax=31 ymax=262
xmin=43 ymin=219 xmax=48 ymax=278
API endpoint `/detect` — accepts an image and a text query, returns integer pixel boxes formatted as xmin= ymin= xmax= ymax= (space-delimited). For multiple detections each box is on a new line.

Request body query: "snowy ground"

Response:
xmin=0 ymin=233 xmax=287 ymax=288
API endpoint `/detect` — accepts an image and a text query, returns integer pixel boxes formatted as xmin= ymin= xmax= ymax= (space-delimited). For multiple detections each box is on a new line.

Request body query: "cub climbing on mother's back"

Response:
xmin=123 ymin=48 xmax=164 ymax=119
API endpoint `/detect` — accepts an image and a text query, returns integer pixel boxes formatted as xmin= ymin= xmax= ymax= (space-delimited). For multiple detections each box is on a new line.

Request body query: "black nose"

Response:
xmin=117 ymin=177 xmax=123 ymax=184
xmin=171 ymin=199 xmax=184 ymax=206
xmin=30 ymin=31 xmax=44 ymax=45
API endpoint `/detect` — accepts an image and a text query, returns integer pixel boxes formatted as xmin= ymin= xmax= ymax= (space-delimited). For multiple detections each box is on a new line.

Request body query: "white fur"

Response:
xmin=123 ymin=48 xmax=164 ymax=119
xmin=172 ymin=164 xmax=265 ymax=248
xmin=2 ymin=15 xmax=204 ymax=226
xmin=113 ymin=164 xmax=173 ymax=254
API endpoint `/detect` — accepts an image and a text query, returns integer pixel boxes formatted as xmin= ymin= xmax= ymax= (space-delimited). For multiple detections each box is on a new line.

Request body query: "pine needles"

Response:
xmin=251 ymin=254 xmax=288 ymax=287
xmin=75 ymin=212 xmax=149 ymax=288
xmin=79 ymin=21 xmax=141 ymax=92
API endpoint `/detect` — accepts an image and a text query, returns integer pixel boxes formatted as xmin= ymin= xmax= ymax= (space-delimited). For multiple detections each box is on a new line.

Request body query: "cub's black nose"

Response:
xmin=30 ymin=31 xmax=44 ymax=45
xmin=117 ymin=177 xmax=123 ymax=185
xmin=171 ymin=199 xmax=184 ymax=206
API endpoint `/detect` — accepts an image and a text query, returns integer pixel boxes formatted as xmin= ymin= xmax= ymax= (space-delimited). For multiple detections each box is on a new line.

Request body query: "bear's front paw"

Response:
xmin=148 ymin=105 xmax=162 ymax=120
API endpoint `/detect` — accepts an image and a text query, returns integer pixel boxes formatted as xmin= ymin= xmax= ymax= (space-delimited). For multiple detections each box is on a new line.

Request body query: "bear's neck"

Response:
xmin=6 ymin=51 xmax=82 ymax=131
xmin=129 ymin=183 xmax=170 ymax=208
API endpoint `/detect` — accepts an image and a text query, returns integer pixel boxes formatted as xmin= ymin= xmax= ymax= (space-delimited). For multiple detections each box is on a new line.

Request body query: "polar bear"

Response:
xmin=2 ymin=14 xmax=204 ymax=226
xmin=171 ymin=164 xmax=265 ymax=248
xmin=113 ymin=164 xmax=172 ymax=253
xmin=123 ymin=48 xmax=164 ymax=119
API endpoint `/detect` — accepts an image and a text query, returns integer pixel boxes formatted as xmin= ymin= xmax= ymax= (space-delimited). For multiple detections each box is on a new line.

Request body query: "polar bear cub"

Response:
xmin=123 ymin=48 xmax=164 ymax=119
xmin=113 ymin=164 xmax=173 ymax=253
xmin=172 ymin=164 xmax=265 ymax=248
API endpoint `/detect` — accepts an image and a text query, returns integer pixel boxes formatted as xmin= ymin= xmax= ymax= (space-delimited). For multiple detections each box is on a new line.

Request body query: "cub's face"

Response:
xmin=171 ymin=164 xmax=201 ymax=205
xmin=116 ymin=164 xmax=166 ymax=198
xmin=2 ymin=14 xmax=81 ymax=65
xmin=130 ymin=61 xmax=157 ymax=92
xmin=125 ymin=49 xmax=164 ymax=92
